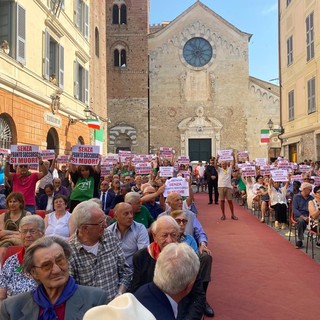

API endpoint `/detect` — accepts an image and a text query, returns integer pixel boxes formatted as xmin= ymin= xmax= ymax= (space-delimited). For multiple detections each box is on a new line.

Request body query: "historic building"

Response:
xmin=0 ymin=0 xmax=107 ymax=154
xmin=107 ymin=1 xmax=280 ymax=160
xmin=279 ymin=0 xmax=320 ymax=162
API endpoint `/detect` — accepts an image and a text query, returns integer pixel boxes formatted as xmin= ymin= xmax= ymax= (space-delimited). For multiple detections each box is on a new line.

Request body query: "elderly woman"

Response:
xmin=170 ymin=210 xmax=198 ymax=254
xmin=0 ymin=192 xmax=31 ymax=247
xmin=0 ymin=215 xmax=45 ymax=301
xmin=0 ymin=236 xmax=108 ymax=320
xmin=44 ymin=195 xmax=75 ymax=239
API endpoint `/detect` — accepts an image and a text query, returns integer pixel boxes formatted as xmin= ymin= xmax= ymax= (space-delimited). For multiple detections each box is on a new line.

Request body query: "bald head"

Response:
xmin=166 ymin=192 xmax=183 ymax=211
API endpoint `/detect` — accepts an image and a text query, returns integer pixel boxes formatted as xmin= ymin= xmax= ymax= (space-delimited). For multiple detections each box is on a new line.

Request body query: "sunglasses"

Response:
xmin=19 ymin=165 xmax=28 ymax=168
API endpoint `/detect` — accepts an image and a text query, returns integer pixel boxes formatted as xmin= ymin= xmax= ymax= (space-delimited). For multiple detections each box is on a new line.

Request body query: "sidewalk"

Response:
xmin=195 ymin=192 xmax=320 ymax=320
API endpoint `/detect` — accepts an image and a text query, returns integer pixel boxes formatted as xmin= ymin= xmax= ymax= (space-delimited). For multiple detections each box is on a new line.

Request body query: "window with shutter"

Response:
xmin=59 ymin=45 xmax=64 ymax=89
xmin=16 ymin=4 xmax=26 ymax=64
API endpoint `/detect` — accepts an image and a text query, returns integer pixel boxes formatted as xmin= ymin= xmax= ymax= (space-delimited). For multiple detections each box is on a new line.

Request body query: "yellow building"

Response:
xmin=0 ymin=0 xmax=106 ymax=154
xmin=279 ymin=0 xmax=320 ymax=162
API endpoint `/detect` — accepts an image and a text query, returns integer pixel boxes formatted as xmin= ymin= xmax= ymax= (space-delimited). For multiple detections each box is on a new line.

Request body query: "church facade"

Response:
xmin=107 ymin=1 xmax=280 ymax=161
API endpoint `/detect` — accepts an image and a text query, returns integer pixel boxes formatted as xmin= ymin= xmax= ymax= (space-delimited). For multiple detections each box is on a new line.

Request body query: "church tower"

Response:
xmin=106 ymin=0 xmax=149 ymax=153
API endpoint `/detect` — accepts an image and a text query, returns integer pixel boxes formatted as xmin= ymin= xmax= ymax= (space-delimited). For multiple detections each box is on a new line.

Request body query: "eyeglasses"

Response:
xmin=158 ymin=232 xmax=178 ymax=240
xmin=175 ymin=219 xmax=188 ymax=225
xmin=19 ymin=229 xmax=40 ymax=235
xmin=19 ymin=165 xmax=28 ymax=168
xmin=33 ymin=256 xmax=68 ymax=272
xmin=101 ymin=183 xmax=108 ymax=186
xmin=82 ymin=219 xmax=105 ymax=227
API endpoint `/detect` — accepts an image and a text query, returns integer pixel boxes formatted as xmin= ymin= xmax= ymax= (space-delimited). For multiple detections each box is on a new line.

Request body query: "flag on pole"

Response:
xmin=260 ymin=129 xmax=270 ymax=143
xmin=86 ymin=119 xmax=101 ymax=130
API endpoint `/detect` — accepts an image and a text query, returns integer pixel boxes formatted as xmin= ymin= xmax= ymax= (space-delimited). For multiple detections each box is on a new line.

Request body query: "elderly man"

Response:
xmin=69 ymin=200 xmax=132 ymax=302
xmin=160 ymin=192 xmax=214 ymax=317
xmin=293 ymin=182 xmax=314 ymax=248
xmin=107 ymin=202 xmax=149 ymax=269
xmin=135 ymin=243 xmax=200 ymax=320
xmin=125 ymin=192 xmax=154 ymax=228
xmin=0 ymin=236 xmax=108 ymax=320
xmin=53 ymin=177 xmax=70 ymax=198
xmin=131 ymin=216 xmax=206 ymax=320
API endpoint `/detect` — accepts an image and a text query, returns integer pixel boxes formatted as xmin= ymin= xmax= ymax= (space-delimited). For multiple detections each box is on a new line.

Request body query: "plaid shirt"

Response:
xmin=69 ymin=229 xmax=132 ymax=302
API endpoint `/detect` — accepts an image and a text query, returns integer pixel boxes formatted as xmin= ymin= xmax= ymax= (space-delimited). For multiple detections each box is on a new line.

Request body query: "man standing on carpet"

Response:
xmin=205 ymin=158 xmax=219 ymax=205
xmin=214 ymin=155 xmax=238 ymax=221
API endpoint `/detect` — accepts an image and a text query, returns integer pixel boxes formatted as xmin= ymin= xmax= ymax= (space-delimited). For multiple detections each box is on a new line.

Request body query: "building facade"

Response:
xmin=106 ymin=0 xmax=149 ymax=153
xmin=107 ymin=1 xmax=280 ymax=160
xmin=0 ymin=0 xmax=97 ymax=154
xmin=279 ymin=0 xmax=320 ymax=162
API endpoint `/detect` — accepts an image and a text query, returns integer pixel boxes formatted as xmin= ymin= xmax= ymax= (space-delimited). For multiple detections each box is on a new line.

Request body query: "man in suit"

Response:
xmin=135 ymin=242 xmax=200 ymax=320
xmin=205 ymin=158 xmax=219 ymax=204
xmin=0 ymin=236 xmax=108 ymax=320
xmin=99 ymin=180 xmax=115 ymax=215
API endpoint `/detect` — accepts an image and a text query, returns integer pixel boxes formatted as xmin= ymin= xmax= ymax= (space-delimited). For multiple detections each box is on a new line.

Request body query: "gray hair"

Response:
xmin=19 ymin=215 xmax=45 ymax=233
xmin=71 ymin=199 xmax=101 ymax=228
xmin=124 ymin=192 xmax=141 ymax=204
xmin=23 ymin=236 xmax=71 ymax=274
xmin=151 ymin=215 xmax=179 ymax=235
xmin=153 ymin=243 xmax=200 ymax=295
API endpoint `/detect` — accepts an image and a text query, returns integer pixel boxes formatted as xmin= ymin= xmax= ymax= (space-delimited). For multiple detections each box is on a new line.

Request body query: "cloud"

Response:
xmin=261 ymin=2 xmax=277 ymax=15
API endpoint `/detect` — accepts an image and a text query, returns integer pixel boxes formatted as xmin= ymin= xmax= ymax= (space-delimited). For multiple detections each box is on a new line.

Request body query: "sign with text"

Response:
xmin=135 ymin=162 xmax=152 ymax=175
xmin=218 ymin=149 xmax=233 ymax=161
xmin=10 ymin=145 xmax=39 ymax=165
xmin=290 ymin=174 xmax=303 ymax=182
xmin=70 ymin=145 xmax=100 ymax=165
xmin=255 ymin=158 xmax=268 ymax=166
xmin=164 ymin=177 xmax=189 ymax=197
xmin=260 ymin=165 xmax=271 ymax=176
xmin=57 ymin=155 xmax=70 ymax=164
xmin=159 ymin=166 xmax=174 ymax=178
xmin=271 ymin=169 xmax=288 ymax=182
xmin=178 ymin=156 xmax=190 ymax=165
xmin=298 ymin=165 xmax=311 ymax=173
xmin=0 ymin=148 xmax=10 ymax=155
xmin=160 ymin=147 xmax=174 ymax=159
xmin=241 ymin=166 xmax=256 ymax=177
xmin=39 ymin=149 xmax=55 ymax=160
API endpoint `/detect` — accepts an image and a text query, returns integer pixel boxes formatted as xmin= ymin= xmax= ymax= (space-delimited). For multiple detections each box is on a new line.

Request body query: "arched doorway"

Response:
xmin=46 ymin=128 xmax=59 ymax=153
xmin=0 ymin=113 xmax=17 ymax=149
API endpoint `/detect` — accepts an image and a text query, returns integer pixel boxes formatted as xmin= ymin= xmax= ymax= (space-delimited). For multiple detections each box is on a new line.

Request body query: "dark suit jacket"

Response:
xmin=98 ymin=189 xmax=116 ymax=214
xmin=135 ymin=282 xmax=176 ymax=320
xmin=131 ymin=248 xmax=205 ymax=320
xmin=0 ymin=285 xmax=108 ymax=320
xmin=38 ymin=194 xmax=51 ymax=211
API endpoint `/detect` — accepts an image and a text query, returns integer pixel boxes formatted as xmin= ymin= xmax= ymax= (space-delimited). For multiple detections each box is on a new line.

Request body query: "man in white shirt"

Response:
xmin=215 ymin=157 xmax=238 ymax=221
xmin=195 ymin=161 xmax=205 ymax=193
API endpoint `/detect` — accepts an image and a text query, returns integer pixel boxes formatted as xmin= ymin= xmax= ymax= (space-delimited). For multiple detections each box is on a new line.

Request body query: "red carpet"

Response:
xmin=195 ymin=192 xmax=320 ymax=320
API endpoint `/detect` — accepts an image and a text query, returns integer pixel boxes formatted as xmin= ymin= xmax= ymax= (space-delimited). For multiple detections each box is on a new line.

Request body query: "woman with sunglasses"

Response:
xmin=0 ymin=192 xmax=31 ymax=247
xmin=170 ymin=210 xmax=198 ymax=254
xmin=0 ymin=215 xmax=44 ymax=301
xmin=4 ymin=156 xmax=48 ymax=214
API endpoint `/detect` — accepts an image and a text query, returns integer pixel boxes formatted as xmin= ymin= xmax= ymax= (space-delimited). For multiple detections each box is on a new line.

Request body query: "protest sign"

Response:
xmin=241 ymin=166 xmax=256 ymax=177
xmin=57 ymin=155 xmax=70 ymax=164
xmin=218 ymin=149 xmax=233 ymax=161
xmin=259 ymin=165 xmax=271 ymax=176
xmin=255 ymin=158 xmax=267 ymax=166
xmin=164 ymin=177 xmax=189 ymax=197
xmin=39 ymin=149 xmax=55 ymax=160
xmin=135 ymin=162 xmax=152 ymax=175
xmin=10 ymin=145 xmax=39 ymax=165
xmin=70 ymin=145 xmax=100 ymax=165
xmin=271 ymin=169 xmax=288 ymax=182
xmin=160 ymin=166 xmax=174 ymax=177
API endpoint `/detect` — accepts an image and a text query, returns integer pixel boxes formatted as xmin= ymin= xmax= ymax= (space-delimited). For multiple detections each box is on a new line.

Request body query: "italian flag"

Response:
xmin=86 ymin=119 xmax=100 ymax=130
xmin=260 ymin=129 xmax=270 ymax=143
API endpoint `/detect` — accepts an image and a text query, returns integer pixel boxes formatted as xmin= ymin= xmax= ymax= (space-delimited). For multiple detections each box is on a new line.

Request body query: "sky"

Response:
xmin=149 ymin=0 xmax=279 ymax=84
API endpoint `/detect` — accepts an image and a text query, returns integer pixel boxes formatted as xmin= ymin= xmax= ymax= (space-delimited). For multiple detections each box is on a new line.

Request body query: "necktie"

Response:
xmin=102 ymin=192 xmax=106 ymax=211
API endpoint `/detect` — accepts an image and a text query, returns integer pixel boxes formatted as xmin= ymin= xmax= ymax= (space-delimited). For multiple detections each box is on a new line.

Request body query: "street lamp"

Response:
xmin=267 ymin=119 xmax=274 ymax=130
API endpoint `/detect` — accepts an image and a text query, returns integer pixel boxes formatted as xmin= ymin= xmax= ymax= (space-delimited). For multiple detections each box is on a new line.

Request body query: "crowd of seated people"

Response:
xmin=1 ymin=153 xmax=320 ymax=319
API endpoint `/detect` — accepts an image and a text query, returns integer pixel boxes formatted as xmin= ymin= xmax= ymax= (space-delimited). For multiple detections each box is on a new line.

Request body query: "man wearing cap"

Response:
xmin=292 ymin=182 xmax=314 ymax=248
